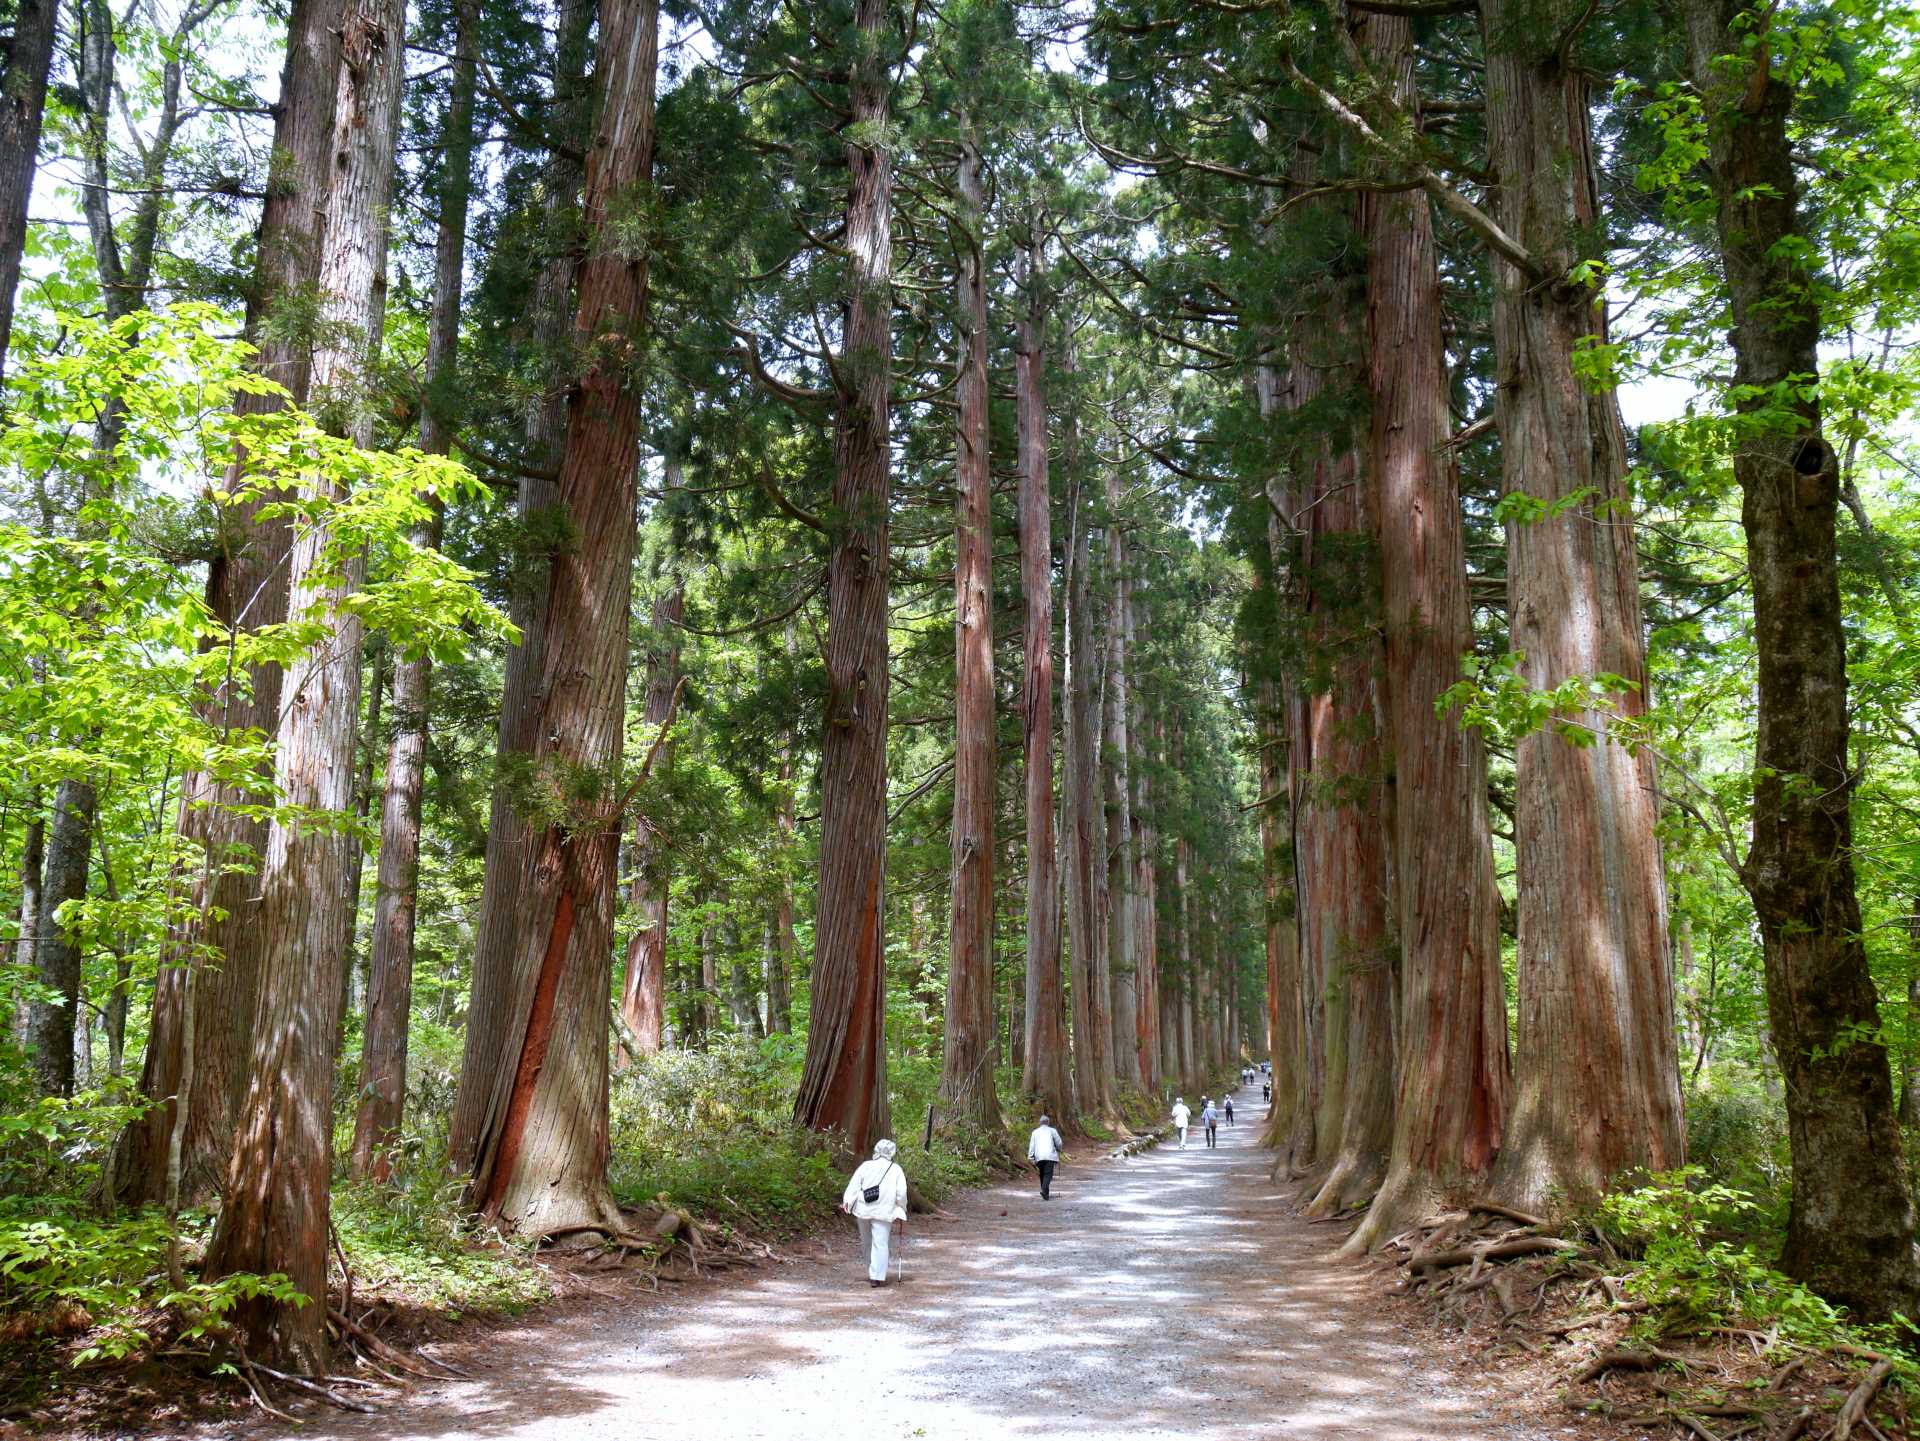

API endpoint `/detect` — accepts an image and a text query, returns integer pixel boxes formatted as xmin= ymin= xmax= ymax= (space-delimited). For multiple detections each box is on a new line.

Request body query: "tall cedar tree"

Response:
xmin=1018 ymin=230 xmax=1071 ymax=1120
xmin=1683 ymin=0 xmax=1920 ymax=1320
xmin=1480 ymin=0 xmax=1685 ymax=1210
xmin=446 ymin=0 xmax=592 ymax=1176
xmin=202 ymin=0 xmax=405 ymax=1368
xmin=793 ymin=0 xmax=899 ymax=1157
xmin=1255 ymin=364 xmax=1312 ymax=1172
xmin=117 ymin=0 xmax=346 ymax=1206
xmin=1342 ymin=8 xmax=1510 ymax=1253
xmin=1063 ymin=384 xmax=1119 ymax=1124
xmin=940 ymin=128 xmax=1002 ymax=1131
xmin=1283 ymin=187 xmax=1395 ymax=1214
xmin=1102 ymin=463 xmax=1142 ymax=1092
xmin=350 ymin=0 xmax=481 ymax=1182
xmin=456 ymin=0 xmax=661 ymax=1234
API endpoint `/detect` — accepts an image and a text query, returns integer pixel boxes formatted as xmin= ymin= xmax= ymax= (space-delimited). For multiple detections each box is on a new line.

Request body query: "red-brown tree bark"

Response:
xmin=939 ymin=131 xmax=1001 ymax=1132
xmin=116 ymin=0 xmax=345 ymax=1207
xmin=349 ymin=0 xmax=478 ymax=1183
xmin=793 ymin=0 xmax=897 ymax=1158
xmin=1017 ymin=229 xmax=1070 ymax=1120
xmin=1481 ymin=0 xmax=1684 ymax=1210
xmin=457 ymin=0 xmax=661 ymax=1235
xmin=1102 ymin=469 xmax=1143 ymax=1093
xmin=1252 ymin=358 xmax=1314 ymax=1172
xmin=1129 ymin=686 xmax=1159 ymax=1091
xmin=1063 ymin=413 xmax=1118 ymax=1123
xmin=1278 ymin=216 xmax=1395 ymax=1214
xmin=201 ymin=0 xmax=405 ymax=1368
xmin=1684 ymin=0 xmax=1920 ymax=1320
xmin=1342 ymin=9 xmax=1511 ymax=1255
xmin=446 ymin=0 xmax=593 ymax=1173
xmin=618 ymin=462 xmax=685 ymax=1065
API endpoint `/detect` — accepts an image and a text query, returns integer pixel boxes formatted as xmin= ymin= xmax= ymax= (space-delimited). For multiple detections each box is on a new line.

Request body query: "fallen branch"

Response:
xmin=234 ymin=1354 xmax=295 ymax=1422
xmin=327 ymin=1307 xmax=468 ymax=1381
xmin=246 ymin=1361 xmax=376 ymax=1413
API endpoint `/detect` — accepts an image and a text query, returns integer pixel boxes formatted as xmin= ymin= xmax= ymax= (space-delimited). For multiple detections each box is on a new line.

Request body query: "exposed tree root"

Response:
xmin=1832 ymin=1357 xmax=1894 ymax=1441
xmin=1575 ymin=1346 xmax=1687 ymax=1383
xmin=1371 ymin=1202 xmax=1911 ymax=1441
xmin=327 ymin=1306 xmax=468 ymax=1380
xmin=1412 ymin=1235 xmax=1576 ymax=1276
xmin=1470 ymin=1200 xmax=1547 ymax=1229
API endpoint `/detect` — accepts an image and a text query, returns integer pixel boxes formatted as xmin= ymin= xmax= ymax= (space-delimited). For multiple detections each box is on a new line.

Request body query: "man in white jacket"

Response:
xmin=841 ymin=1139 xmax=908 ymax=1287
xmin=1026 ymin=1114 xmax=1065 ymax=1200
xmin=1171 ymin=1097 xmax=1191 ymax=1149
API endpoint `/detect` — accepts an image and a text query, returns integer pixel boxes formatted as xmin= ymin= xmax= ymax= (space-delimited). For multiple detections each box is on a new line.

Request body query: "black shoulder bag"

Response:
xmin=861 ymin=1161 xmax=896 ymax=1205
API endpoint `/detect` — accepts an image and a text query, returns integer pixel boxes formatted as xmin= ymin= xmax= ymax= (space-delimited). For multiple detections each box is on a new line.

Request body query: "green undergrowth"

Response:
xmin=332 ymin=1177 xmax=550 ymax=1320
xmin=1597 ymin=1168 xmax=1918 ymax=1374
xmin=0 ymin=1072 xmax=310 ymax=1372
xmin=606 ymin=1037 xmax=995 ymax=1233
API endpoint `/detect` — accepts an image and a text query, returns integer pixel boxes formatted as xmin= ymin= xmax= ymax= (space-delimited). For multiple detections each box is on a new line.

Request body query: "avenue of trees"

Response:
xmin=4 ymin=0 xmax=1920 ymax=1380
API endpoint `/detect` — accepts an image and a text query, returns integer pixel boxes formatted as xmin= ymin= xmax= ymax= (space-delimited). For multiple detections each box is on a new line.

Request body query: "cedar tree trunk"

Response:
xmin=1343 ymin=9 xmax=1511 ymax=1255
xmin=1102 ymin=470 xmax=1143 ymax=1092
xmin=793 ymin=0 xmax=896 ymax=1158
xmin=939 ymin=132 xmax=1000 ymax=1132
xmin=117 ymin=0 xmax=345 ymax=1206
xmin=1481 ymin=0 xmax=1684 ymax=1211
xmin=349 ymin=0 xmax=477 ymax=1182
xmin=446 ymin=0 xmax=592 ymax=1171
xmin=1018 ymin=230 xmax=1070 ymax=1120
xmin=459 ymin=0 xmax=660 ymax=1235
xmin=202 ymin=0 xmax=404 ymax=1369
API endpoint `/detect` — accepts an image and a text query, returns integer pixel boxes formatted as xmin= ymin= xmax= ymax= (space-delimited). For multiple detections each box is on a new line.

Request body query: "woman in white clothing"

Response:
xmin=840 ymin=1139 xmax=908 ymax=1286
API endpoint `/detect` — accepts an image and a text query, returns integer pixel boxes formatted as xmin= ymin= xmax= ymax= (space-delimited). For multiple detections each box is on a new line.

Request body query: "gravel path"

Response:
xmin=270 ymin=1084 xmax=1558 ymax=1441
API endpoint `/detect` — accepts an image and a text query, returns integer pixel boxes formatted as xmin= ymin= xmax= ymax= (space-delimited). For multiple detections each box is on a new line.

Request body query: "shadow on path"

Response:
xmin=263 ymin=1086 xmax=1549 ymax=1441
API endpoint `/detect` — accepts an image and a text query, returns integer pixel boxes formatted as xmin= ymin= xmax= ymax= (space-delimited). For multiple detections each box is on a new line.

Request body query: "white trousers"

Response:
xmin=1176 ymin=1124 xmax=1188 ymax=1148
xmin=857 ymin=1217 xmax=893 ymax=1281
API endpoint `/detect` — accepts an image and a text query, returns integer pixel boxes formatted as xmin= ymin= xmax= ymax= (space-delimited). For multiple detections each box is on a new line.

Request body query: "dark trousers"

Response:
xmin=1036 ymin=1159 xmax=1057 ymax=1198
xmin=1206 ymin=1123 xmax=1218 ymax=1148
xmin=1225 ymin=1109 xmax=1234 ymax=1125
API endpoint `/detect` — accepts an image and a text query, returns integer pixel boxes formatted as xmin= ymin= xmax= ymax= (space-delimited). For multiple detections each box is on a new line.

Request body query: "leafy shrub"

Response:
xmin=605 ymin=1035 xmax=993 ymax=1230
xmin=333 ymin=1177 xmax=549 ymax=1318
xmin=1601 ymin=1169 xmax=1917 ymax=1366
xmin=0 ymin=1076 xmax=150 ymax=1199
xmin=0 ymin=1198 xmax=303 ymax=1364
xmin=1683 ymin=1065 xmax=1789 ymax=1225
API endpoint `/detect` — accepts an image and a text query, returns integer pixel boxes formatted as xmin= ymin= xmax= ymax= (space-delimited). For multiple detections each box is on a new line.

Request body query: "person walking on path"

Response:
xmin=1171 ymin=1096 xmax=1191 ymax=1149
xmin=1201 ymin=1097 xmax=1219 ymax=1148
xmin=1223 ymin=1094 xmax=1235 ymax=1126
xmin=1027 ymin=1114 xmax=1066 ymax=1199
xmin=841 ymin=1139 xmax=908 ymax=1286
xmin=1262 ymin=1078 xmax=1271 ymax=1104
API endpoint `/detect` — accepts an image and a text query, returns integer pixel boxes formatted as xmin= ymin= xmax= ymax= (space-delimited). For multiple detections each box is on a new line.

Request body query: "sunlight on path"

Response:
xmin=269 ymin=1086 xmax=1556 ymax=1441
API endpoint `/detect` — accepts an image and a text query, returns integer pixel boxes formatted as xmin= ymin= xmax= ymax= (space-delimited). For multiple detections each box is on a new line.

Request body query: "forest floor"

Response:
xmin=211 ymin=1083 xmax=1580 ymax=1441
